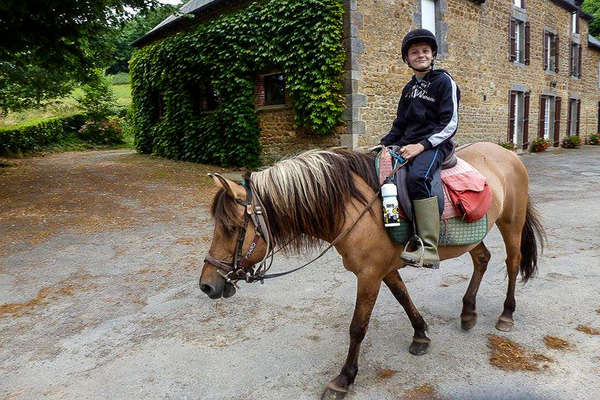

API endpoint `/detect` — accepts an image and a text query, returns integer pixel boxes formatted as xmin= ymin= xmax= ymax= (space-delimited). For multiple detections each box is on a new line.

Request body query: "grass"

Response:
xmin=0 ymin=75 xmax=132 ymax=128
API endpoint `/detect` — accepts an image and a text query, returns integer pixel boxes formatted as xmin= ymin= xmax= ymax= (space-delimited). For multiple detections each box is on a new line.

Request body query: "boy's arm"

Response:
xmin=380 ymin=90 xmax=408 ymax=146
xmin=420 ymin=73 xmax=460 ymax=150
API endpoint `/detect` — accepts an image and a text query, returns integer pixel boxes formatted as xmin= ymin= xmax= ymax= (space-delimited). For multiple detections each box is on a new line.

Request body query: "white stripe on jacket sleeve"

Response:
xmin=428 ymin=73 xmax=458 ymax=147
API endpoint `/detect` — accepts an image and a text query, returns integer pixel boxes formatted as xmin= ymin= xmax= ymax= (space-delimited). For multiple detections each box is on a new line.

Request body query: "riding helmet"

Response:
xmin=401 ymin=29 xmax=438 ymax=62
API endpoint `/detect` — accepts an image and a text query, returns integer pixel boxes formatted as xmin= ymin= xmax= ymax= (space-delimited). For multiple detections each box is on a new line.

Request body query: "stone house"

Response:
xmin=134 ymin=0 xmax=600 ymax=161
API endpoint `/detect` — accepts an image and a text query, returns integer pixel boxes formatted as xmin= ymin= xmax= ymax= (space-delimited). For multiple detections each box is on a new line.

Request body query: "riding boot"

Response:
xmin=401 ymin=196 xmax=440 ymax=268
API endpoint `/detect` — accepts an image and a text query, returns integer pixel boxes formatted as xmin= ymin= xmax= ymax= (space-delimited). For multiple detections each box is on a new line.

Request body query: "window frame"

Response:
xmin=256 ymin=71 xmax=287 ymax=108
xmin=509 ymin=17 xmax=529 ymax=65
xmin=508 ymin=89 xmax=530 ymax=149
xmin=543 ymin=30 xmax=559 ymax=73
xmin=570 ymin=41 xmax=582 ymax=78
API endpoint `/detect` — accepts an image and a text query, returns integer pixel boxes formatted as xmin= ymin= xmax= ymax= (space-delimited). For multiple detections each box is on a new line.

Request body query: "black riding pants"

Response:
xmin=406 ymin=141 xmax=453 ymax=201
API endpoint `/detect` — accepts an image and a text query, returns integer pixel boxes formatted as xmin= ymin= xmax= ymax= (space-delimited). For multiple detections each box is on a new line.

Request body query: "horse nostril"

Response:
xmin=200 ymin=283 xmax=213 ymax=295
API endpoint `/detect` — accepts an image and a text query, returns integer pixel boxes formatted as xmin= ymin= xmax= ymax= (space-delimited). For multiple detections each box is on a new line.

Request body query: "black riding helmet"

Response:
xmin=401 ymin=29 xmax=438 ymax=63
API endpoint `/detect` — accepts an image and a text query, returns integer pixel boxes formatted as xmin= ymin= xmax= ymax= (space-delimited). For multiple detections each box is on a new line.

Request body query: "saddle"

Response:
xmin=376 ymin=147 xmax=492 ymax=222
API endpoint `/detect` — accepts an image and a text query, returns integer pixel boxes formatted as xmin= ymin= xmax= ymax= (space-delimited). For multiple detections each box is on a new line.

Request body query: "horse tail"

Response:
xmin=519 ymin=198 xmax=545 ymax=282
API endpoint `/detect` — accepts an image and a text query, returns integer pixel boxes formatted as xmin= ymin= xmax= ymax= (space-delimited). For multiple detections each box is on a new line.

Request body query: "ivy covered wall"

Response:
xmin=130 ymin=0 xmax=345 ymax=167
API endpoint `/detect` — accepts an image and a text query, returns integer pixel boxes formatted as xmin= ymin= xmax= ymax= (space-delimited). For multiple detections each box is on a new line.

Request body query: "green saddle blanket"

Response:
xmin=387 ymin=215 xmax=488 ymax=246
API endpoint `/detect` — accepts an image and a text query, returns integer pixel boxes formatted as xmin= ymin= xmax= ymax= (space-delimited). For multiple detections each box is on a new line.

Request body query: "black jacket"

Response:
xmin=380 ymin=69 xmax=460 ymax=150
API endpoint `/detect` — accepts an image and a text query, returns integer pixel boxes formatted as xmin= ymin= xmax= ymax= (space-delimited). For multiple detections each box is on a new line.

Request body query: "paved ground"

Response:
xmin=1 ymin=146 xmax=599 ymax=400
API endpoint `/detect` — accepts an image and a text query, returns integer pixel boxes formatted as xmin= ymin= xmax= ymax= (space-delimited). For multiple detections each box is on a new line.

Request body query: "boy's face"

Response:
xmin=406 ymin=42 xmax=434 ymax=70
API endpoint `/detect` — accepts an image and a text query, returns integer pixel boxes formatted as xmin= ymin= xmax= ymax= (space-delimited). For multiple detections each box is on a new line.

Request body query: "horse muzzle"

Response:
xmin=199 ymin=275 xmax=237 ymax=299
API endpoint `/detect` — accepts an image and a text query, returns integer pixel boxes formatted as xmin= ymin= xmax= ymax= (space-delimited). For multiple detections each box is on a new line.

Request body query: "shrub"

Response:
xmin=76 ymin=70 xmax=118 ymax=121
xmin=0 ymin=117 xmax=65 ymax=155
xmin=586 ymin=134 xmax=599 ymax=145
xmin=499 ymin=142 xmax=515 ymax=150
xmin=77 ymin=117 xmax=124 ymax=145
xmin=530 ymin=137 xmax=551 ymax=153
xmin=561 ymin=135 xmax=581 ymax=149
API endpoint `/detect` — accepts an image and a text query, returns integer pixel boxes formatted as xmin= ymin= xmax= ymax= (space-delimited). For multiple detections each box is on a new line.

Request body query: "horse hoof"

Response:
xmin=495 ymin=317 xmax=514 ymax=332
xmin=321 ymin=382 xmax=349 ymax=400
xmin=461 ymin=315 xmax=477 ymax=331
xmin=409 ymin=339 xmax=430 ymax=356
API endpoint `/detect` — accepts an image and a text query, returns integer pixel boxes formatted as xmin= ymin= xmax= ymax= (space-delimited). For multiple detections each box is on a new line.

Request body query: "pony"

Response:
xmin=199 ymin=142 xmax=544 ymax=399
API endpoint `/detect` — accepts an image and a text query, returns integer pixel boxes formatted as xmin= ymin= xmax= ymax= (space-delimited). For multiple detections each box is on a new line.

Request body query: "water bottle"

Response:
xmin=381 ymin=178 xmax=401 ymax=227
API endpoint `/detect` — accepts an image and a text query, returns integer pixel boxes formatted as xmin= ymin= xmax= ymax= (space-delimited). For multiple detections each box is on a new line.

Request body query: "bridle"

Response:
xmin=203 ymin=176 xmax=274 ymax=285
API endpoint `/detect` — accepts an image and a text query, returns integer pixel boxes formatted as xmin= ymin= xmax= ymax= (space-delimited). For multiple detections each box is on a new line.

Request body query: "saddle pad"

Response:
xmin=387 ymin=214 xmax=488 ymax=246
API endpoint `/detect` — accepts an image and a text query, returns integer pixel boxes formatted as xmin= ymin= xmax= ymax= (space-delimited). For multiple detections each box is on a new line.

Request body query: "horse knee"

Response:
xmin=349 ymin=323 xmax=367 ymax=342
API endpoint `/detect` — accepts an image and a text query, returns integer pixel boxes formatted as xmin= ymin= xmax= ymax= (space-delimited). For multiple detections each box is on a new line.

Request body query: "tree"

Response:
xmin=106 ymin=3 xmax=181 ymax=74
xmin=583 ymin=0 xmax=600 ymax=39
xmin=0 ymin=0 xmax=159 ymax=113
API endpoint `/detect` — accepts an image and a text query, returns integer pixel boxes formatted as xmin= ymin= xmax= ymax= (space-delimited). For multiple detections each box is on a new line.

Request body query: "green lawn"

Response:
xmin=0 ymin=80 xmax=132 ymax=128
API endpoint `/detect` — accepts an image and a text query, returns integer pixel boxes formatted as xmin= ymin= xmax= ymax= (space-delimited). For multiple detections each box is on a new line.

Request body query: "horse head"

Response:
xmin=199 ymin=173 xmax=270 ymax=299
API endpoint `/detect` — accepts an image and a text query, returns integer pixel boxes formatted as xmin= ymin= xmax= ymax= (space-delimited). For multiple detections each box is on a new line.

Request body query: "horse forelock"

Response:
xmin=250 ymin=149 xmax=378 ymax=253
xmin=210 ymin=189 xmax=243 ymax=235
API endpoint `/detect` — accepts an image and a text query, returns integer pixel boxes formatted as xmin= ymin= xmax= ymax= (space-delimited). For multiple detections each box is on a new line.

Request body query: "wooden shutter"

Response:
xmin=508 ymin=91 xmax=516 ymax=142
xmin=567 ymin=99 xmax=573 ymax=135
xmin=523 ymin=92 xmax=530 ymax=150
xmin=576 ymin=99 xmax=581 ymax=136
xmin=554 ymin=35 xmax=559 ymax=73
xmin=570 ymin=42 xmax=574 ymax=76
xmin=554 ymin=97 xmax=561 ymax=146
xmin=578 ymin=44 xmax=582 ymax=78
xmin=522 ymin=0 xmax=526 ymax=9
xmin=525 ymin=22 xmax=531 ymax=65
xmin=598 ymin=102 xmax=600 ymax=133
xmin=509 ymin=19 xmax=516 ymax=62
xmin=539 ymin=95 xmax=546 ymax=138
xmin=543 ymin=32 xmax=548 ymax=71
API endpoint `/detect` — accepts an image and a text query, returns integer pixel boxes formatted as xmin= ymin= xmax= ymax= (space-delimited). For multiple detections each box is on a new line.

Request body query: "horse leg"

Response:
xmin=321 ymin=275 xmax=382 ymax=400
xmin=496 ymin=223 xmax=523 ymax=332
xmin=383 ymin=269 xmax=430 ymax=355
xmin=460 ymin=242 xmax=491 ymax=331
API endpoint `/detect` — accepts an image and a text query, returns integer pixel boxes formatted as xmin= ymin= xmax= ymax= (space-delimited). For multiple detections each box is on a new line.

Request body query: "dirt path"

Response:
xmin=1 ymin=147 xmax=599 ymax=400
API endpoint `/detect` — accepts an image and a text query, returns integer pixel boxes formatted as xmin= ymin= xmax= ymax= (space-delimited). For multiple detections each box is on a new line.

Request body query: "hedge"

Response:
xmin=0 ymin=114 xmax=86 ymax=155
xmin=130 ymin=0 xmax=345 ymax=167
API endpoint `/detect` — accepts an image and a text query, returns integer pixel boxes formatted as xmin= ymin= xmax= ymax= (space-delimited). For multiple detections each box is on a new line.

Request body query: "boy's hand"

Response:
xmin=399 ymin=143 xmax=424 ymax=160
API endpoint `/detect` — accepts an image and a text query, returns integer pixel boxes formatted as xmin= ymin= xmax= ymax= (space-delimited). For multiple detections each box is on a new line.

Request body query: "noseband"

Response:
xmin=204 ymin=179 xmax=274 ymax=285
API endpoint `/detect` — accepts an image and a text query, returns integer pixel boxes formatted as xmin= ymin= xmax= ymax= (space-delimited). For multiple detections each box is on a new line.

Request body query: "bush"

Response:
xmin=76 ymin=70 xmax=119 ymax=121
xmin=0 ymin=117 xmax=65 ymax=155
xmin=77 ymin=117 xmax=124 ymax=144
xmin=530 ymin=137 xmax=551 ymax=153
xmin=499 ymin=142 xmax=515 ymax=150
xmin=61 ymin=114 xmax=87 ymax=134
xmin=586 ymin=134 xmax=599 ymax=145
xmin=561 ymin=135 xmax=582 ymax=149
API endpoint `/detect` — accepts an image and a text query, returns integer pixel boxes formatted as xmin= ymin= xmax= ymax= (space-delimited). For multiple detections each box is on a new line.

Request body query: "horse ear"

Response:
xmin=209 ymin=173 xmax=246 ymax=200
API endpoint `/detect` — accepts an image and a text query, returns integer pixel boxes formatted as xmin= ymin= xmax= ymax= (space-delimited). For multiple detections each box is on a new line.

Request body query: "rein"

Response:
xmin=204 ymin=153 xmax=407 ymax=287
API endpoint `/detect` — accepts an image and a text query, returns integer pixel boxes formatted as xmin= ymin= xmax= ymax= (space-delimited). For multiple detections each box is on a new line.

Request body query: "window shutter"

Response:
xmin=509 ymin=19 xmax=516 ymax=62
xmin=522 ymin=0 xmax=526 ymax=9
xmin=567 ymin=99 xmax=572 ymax=135
xmin=576 ymin=99 xmax=581 ymax=136
xmin=543 ymin=32 xmax=548 ymax=71
xmin=525 ymin=22 xmax=531 ymax=65
xmin=570 ymin=43 xmax=574 ymax=76
xmin=539 ymin=95 xmax=546 ymax=138
xmin=554 ymin=35 xmax=559 ymax=73
xmin=576 ymin=13 xmax=580 ymax=34
xmin=554 ymin=97 xmax=561 ymax=146
xmin=578 ymin=44 xmax=582 ymax=78
xmin=523 ymin=92 xmax=530 ymax=150
xmin=508 ymin=91 xmax=516 ymax=142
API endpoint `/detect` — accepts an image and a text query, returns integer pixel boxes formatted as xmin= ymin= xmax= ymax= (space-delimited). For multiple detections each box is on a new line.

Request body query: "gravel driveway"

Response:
xmin=1 ymin=146 xmax=599 ymax=400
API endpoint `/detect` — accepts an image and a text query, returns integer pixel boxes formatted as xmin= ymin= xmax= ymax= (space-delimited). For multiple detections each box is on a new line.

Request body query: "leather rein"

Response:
xmin=203 ymin=155 xmax=407 ymax=288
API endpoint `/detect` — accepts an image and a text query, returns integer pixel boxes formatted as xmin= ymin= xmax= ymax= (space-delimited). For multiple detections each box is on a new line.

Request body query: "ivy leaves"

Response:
xmin=130 ymin=0 xmax=344 ymax=167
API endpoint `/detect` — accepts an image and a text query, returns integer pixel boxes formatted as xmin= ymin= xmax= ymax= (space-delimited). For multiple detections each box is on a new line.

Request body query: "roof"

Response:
xmin=588 ymin=34 xmax=600 ymax=50
xmin=133 ymin=0 xmax=596 ymax=47
xmin=132 ymin=0 xmax=238 ymax=47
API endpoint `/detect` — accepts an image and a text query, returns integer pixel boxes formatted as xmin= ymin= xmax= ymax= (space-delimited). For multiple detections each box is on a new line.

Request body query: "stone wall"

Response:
xmin=257 ymin=106 xmax=342 ymax=164
xmin=352 ymin=0 xmax=600 ymax=148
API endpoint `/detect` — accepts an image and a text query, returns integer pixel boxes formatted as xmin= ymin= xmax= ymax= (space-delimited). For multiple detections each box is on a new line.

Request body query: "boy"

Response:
xmin=379 ymin=29 xmax=460 ymax=267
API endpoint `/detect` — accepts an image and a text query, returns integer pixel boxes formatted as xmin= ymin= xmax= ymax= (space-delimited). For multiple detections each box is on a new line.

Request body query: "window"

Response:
xmin=543 ymin=31 xmax=559 ymax=73
xmin=538 ymin=95 xmax=561 ymax=146
xmin=509 ymin=18 xmax=530 ymax=64
xmin=256 ymin=72 xmax=286 ymax=107
xmin=571 ymin=12 xmax=579 ymax=34
xmin=567 ymin=98 xmax=580 ymax=136
xmin=570 ymin=41 xmax=582 ymax=78
xmin=151 ymin=90 xmax=165 ymax=122
xmin=508 ymin=90 xmax=530 ymax=149
xmin=193 ymin=82 xmax=219 ymax=112
xmin=421 ymin=0 xmax=437 ymax=36
xmin=514 ymin=0 xmax=525 ymax=9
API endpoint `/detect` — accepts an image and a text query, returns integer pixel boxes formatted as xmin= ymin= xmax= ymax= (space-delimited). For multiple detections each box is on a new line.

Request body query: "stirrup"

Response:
xmin=401 ymin=235 xmax=425 ymax=267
